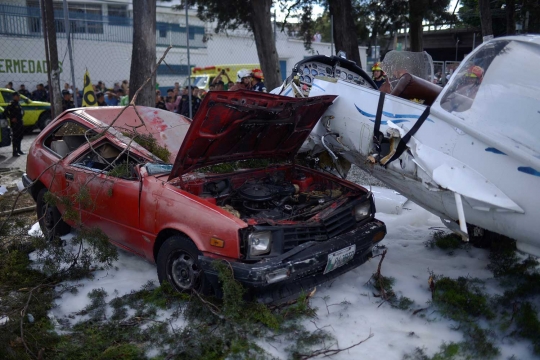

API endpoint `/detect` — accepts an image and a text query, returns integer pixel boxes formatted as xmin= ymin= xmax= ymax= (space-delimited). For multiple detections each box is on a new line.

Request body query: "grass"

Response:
xmin=425 ymin=230 xmax=464 ymax=251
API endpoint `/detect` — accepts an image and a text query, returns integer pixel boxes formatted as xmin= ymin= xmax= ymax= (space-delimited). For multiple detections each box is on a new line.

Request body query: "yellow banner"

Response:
xmin=82 ymin=69 xmax=97 ymax=107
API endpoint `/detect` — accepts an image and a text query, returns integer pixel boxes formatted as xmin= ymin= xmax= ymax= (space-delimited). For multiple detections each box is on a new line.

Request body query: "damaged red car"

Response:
xmin=23 ymin=91 xmax=386 ymax=303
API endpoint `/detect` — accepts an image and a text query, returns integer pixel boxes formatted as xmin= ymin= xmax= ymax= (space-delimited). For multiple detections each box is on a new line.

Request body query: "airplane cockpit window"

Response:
xmin=440 ymin=40 xmax=509 ymax=113
xmin=440 ymin=39 xmax=540 ymax=154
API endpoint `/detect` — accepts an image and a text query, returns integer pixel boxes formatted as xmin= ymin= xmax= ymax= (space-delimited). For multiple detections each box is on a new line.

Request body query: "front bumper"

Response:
xmin=199 ymin=219 xmax=386 ymax=304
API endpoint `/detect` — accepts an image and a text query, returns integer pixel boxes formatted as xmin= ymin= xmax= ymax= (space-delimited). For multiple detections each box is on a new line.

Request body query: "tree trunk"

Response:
xmin=409 ymin=0 xmax=425 ymax=52
xmin=43 ymin=0 xmax=62 ymax=117
xmin=328 ymin=0 xmax=362 ymax=67
xmin=506 ymin=0 xmax=515 ymax=35
xmin=129 ymin=0 xmax=156 ymax=106
xmin=478 ymin=0 xmax=493 ymax=37
xmin=249 ymin=0 xmax=281 ymax=90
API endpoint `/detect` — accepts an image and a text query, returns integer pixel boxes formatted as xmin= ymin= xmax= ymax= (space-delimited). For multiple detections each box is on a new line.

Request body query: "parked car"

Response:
xmin=0 ymin=106 xmax=11 ymax=148
xmin=23 ymin=91 xmax=386 ymax=303
xmin=0 ymin=88 xmax=52 ymax=131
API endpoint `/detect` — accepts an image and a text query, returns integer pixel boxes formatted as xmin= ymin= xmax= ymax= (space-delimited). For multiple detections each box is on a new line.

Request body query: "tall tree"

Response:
xmin=506 ymin=0 xmax=515 ymax=35
xmin=327 ymin=0 xmax=362 ymax=66
xmin=478 ymin=0 xmax=493 ymax=36
xmin=130 ymin=0 xmax=156 ymax=106
xmin=189 ymin=0 xmax=281 ymax=90
xmin=409 ymin=0 xmax=426 ymax=51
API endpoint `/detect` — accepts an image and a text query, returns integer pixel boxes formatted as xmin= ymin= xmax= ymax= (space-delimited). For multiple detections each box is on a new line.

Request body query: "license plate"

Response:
xmin=323 ymin=244 xmax=356 ymax=274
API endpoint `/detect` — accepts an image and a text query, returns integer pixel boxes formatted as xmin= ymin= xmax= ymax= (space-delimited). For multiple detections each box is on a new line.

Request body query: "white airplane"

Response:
xmin=272 ymin=35 xmax=540 ymax=256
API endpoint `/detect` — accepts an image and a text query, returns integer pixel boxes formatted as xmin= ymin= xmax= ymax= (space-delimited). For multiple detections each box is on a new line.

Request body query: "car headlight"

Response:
xmin=248 ymin=231 xmax=272 ymax=256
xmin=353 ymin=202 xmax=371 ymax=221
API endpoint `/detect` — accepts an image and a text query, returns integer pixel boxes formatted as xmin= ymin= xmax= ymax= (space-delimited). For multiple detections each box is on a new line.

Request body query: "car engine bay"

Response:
xmin=179 ymin=167 xmax=364 ymax=224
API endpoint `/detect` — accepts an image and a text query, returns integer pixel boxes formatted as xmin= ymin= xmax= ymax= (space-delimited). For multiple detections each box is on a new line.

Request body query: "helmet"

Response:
xmin=372 ymin=62 xmax=383 ymax=72
xmin=252 ymin=68 xmax=264 ymax=80
xmin=237 ymin=69 xmax=252 ymax=82
xmin=466 ymin=65 xmax=484 ymax=79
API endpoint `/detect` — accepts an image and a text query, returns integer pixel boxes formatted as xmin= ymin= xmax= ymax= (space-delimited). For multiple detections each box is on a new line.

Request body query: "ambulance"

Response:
xmin=183 ymin=64 xmax=260 ymax=90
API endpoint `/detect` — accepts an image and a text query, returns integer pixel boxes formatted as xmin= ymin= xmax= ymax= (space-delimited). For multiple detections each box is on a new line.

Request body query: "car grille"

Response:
xmin=282 ymin=202 xmax=357 ymax=252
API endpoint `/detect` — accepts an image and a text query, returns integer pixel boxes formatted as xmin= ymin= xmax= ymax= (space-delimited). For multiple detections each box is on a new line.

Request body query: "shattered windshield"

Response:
xmin=382 ymin=51 xmax=434 ymax=89
xmin=440 ymin=39 xmax=540 ymax=153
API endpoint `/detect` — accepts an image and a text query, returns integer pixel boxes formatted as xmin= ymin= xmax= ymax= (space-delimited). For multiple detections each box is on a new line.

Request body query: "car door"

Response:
xmin=65 ymin=140 xmax=143 ymax=254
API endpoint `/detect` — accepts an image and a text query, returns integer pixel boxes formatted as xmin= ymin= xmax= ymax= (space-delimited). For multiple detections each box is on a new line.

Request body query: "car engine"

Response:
xmin=202 ymin=172 xmax=344 ymax=222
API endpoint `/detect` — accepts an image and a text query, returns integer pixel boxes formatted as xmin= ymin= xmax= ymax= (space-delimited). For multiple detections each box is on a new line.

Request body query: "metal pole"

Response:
xmin=62 ymin=0 xmax=78 ymax=107
xmin=330 ymin=15 xmax=334 ymax=56
xmin=185 ymin=2 xmax=192 ymax=119
xmin=274 ymin=9 xmax=276 ymax=42
xmin=40 ymin=0 xmax=54 ymax=117
xmin=455 ymin=38 xmax=460 ymax=61
xmin=404 ymin=24 xmax=408 ymax=51
xmin=472 ymin=32 xmax=476 ymax=50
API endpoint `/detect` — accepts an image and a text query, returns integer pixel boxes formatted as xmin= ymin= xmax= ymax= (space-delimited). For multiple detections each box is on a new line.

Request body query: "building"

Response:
xmin=0 ymin=0 xmax=367 ymax=92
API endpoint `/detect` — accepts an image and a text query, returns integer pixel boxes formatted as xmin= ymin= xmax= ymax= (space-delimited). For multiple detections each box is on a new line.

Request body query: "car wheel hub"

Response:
xmin=170 ymin=252 xmax=199 ymax=290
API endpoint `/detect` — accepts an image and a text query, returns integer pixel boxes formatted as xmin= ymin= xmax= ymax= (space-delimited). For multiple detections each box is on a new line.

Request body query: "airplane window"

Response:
xmin=441 ymin=40 xmax=509 ymax=113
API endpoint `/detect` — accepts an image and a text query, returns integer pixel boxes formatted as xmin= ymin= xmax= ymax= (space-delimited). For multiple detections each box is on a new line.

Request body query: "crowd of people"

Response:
xmin=4 ymin=68 xmax=266 ymax=118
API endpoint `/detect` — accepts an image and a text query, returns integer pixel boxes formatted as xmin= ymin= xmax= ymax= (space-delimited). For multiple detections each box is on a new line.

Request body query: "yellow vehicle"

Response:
xmin=0 ymin=88 xmax=52 ymax=131
xmin=183 ymin=64 xmax=260 ymax=90
xmin=0 ymin=106 xmax=10 ymax=147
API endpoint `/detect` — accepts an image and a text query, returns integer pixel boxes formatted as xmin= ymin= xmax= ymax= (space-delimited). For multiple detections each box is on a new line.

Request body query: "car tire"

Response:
xmin=36 ymin=188 xmax=71 ymax=240
xmin=156 ymin=235 xmax=212 ymax=295
xmin=38 ymin=112 xmax=52 ymax=131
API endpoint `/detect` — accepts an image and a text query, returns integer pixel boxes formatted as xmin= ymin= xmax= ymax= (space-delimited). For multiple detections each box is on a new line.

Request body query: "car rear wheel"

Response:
xmin=36 ymin=188 xmax=71 ymax=240
xmin=38 ymin=112 xmax=52 ymax=131
xmin=157 ymin=235 xmax=212 ymax=295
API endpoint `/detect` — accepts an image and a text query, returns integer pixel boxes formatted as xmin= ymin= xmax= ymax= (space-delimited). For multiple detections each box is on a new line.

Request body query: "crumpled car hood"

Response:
xmin=169 ymin=90 xmax=336 ymax=179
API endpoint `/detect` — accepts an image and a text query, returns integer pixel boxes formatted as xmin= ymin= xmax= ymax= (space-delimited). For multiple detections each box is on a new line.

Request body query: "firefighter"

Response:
xmin=62 ymin=89 xmax=75 ymax=111
xmin=251 ymin=69 xmax=267 ymax=92
xmin=228 ymin=69 xmax=252 ymax=91
xmin=372 ymin=62 xmax=387 ymax=89
xmin=4 ymin=92 xmax=24 ymax=157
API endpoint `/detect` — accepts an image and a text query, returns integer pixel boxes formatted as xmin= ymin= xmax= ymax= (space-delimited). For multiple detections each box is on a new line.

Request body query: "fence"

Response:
xmin=0 ymin=1 xmax=356 ymax=100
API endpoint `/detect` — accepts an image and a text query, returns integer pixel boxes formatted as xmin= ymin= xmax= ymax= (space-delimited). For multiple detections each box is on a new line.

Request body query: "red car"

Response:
xmin=23 ymin=91 xmax=386 ymax=303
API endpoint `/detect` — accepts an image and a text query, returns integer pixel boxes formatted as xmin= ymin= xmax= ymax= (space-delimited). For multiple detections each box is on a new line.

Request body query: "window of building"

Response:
xmin=26 ymin=1 xmax=103 ymax=34
xmin=108 ymin=5 xmax=128 ymax=26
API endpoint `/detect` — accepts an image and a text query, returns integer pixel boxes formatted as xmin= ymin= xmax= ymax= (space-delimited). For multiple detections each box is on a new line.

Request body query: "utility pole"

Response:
xmin=62 ymin=0 xmax=78 ymax=107
xmin=43 ymin=0 xmax=62 ymax=117
xmin=185 ymin=2 xmax=192 ymax=119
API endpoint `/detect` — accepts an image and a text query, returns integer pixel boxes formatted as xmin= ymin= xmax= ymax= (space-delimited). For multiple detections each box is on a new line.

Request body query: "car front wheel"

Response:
xmin=157 ymin=235 xmax=212 ymax=295
xmin=36 ymin=188 xmax=71 ymax=240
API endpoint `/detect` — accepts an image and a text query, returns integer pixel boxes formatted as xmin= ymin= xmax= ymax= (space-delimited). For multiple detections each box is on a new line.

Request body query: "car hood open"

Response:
xmin=169 ymin=90 xmax=337 ymax=179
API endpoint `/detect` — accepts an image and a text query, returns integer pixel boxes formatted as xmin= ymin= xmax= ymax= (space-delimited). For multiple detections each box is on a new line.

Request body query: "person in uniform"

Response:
xmin=31 ymin=84 xmax=48 ymax=102
xmin=228 ymin=69 xmax=252 ymax=91
xmin=179 ymin=86 xmax=201 ymax=118
xmin=4 ymin=92 xmax=24 ymax=157
xmin=18 ymin=84 xmax=31 ymax=98
xmin=62 ymin=89 xmax=75 ymax=111
xmin=251 ymin=69 xmax=267 ymax=92
xmin=372 ymin=62 xmax=387 ymax=89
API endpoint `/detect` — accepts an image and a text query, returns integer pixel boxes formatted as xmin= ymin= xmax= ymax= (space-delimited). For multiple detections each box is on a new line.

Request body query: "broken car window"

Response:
xmin=44 ymin=121 xmax=95 ymax=158
xmin=73 ymin=142 xmax=141 ymax=180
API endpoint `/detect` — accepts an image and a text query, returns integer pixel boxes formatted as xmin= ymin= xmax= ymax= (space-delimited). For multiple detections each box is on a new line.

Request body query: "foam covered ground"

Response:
xmin=33 ymin=202 xmax=536 ymax=359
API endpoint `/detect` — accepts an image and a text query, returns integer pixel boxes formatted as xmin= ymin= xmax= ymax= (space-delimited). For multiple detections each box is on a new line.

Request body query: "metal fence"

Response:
xmin=0 ymin=1 xmax=344 ymax=104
